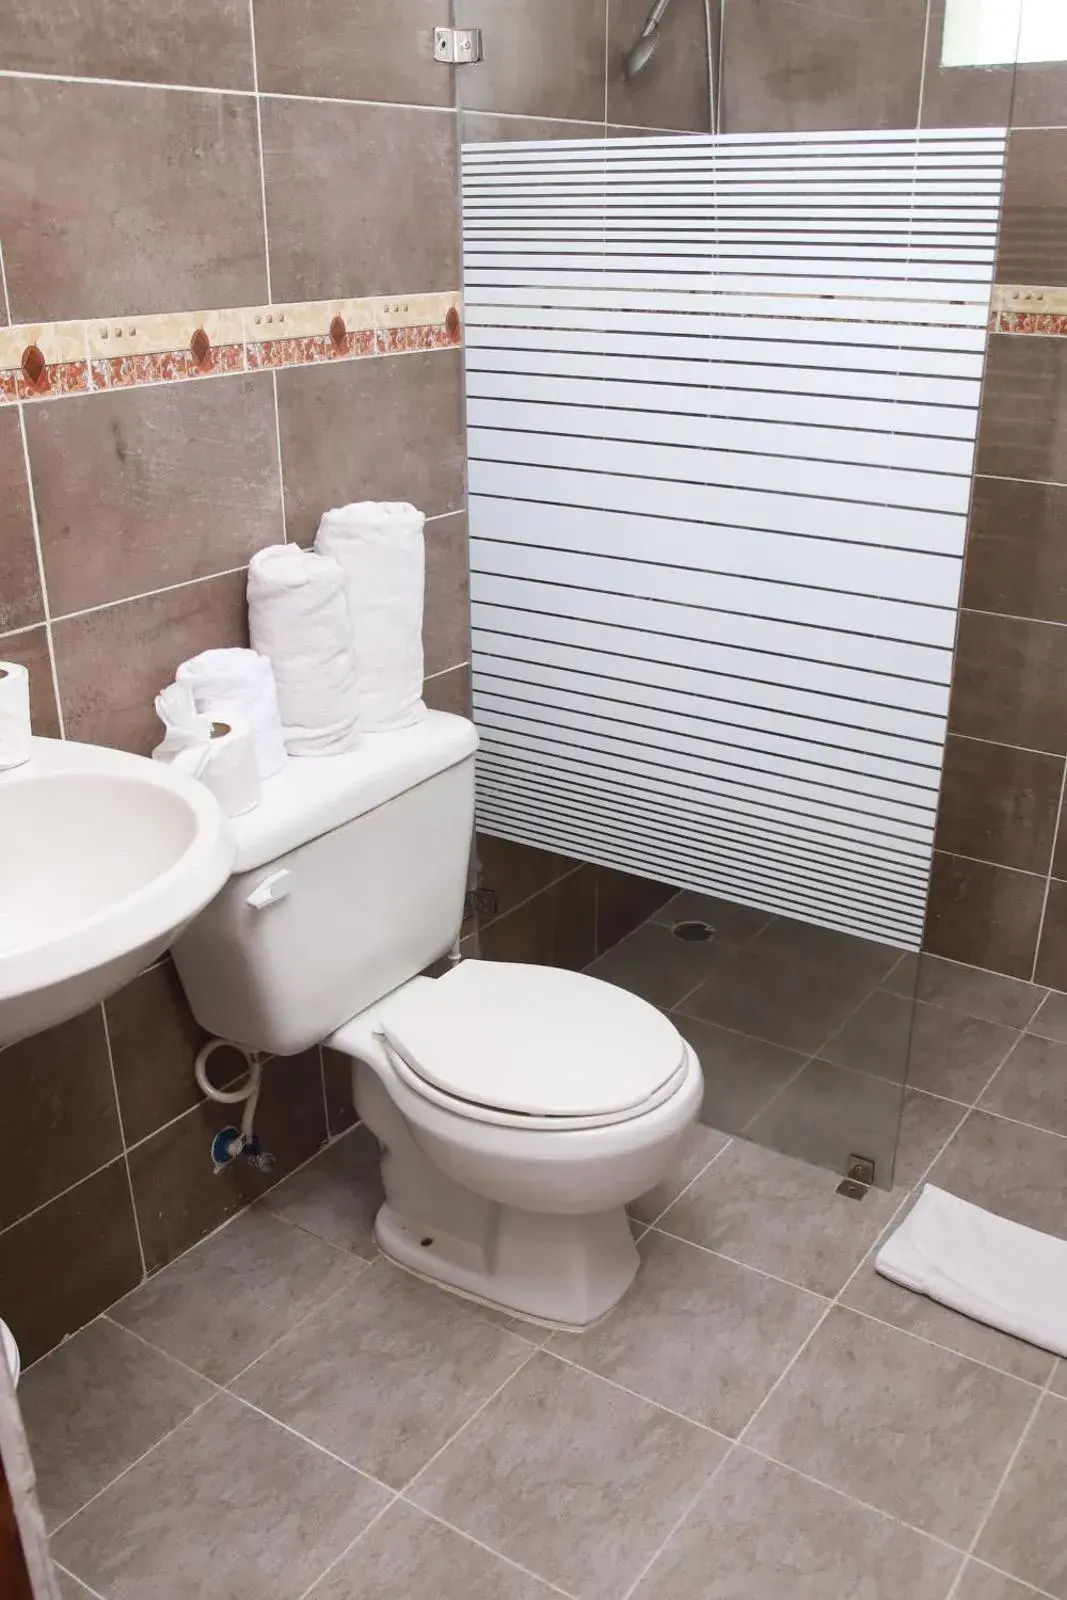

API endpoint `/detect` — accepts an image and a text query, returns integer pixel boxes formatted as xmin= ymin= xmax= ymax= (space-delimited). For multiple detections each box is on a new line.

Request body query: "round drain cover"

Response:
xmin=672 ymin=920 xmax=715 ymax=943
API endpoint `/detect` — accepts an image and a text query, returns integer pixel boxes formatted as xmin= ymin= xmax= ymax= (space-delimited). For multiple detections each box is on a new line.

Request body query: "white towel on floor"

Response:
xmin=247 ymin=544 xmax=363 ymax=756
xmin=876 ymin=1183 xmax=1067 ymax=1357
xmin=315 ymin=501 xmax=427 ymax=732
xmin=176 ymin=647 xmax=287 ymax=780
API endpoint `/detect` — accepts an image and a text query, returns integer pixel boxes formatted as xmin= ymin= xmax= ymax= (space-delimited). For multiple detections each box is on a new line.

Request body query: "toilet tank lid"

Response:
xmin=228 ymin=712 xmax=478 ymax=873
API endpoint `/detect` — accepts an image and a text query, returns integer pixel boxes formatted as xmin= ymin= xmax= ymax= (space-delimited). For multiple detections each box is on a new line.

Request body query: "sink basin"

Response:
xmin=0 ymin=738 xmax=235 ymax=1048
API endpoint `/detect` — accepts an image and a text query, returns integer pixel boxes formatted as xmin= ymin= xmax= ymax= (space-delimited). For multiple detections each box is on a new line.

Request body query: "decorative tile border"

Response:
xmin=0 ymin=291 xmax=461 ymax=405
xmin=991 ymin=283 xmax=1067 ymax=335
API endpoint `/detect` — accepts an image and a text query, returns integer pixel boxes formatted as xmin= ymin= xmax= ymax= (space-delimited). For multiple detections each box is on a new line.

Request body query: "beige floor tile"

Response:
xmin=751 ymin=919 xmax=901 ymax=984
xmin=671 ymin=1013 xmax=808 ymax=1137
xmin=258 ymin=1127 xmax=383 ymax=1257
xmin=980 ymin=1033 xmax=1067 ymax=1137
xmin=19 ymin=1318 xmax=214 ymax=1530
xmin=586 ymin=920 xmax=732 ymax=1008
xmin=408 ymin=1352 xmax=728 ymax=1600
xmin=628 ymin=1120 xmax=729 ymax=1225
xmin=892 ymin=1089 xmax=967 ymax=1188
xmin=954 ymin=1561 xmax=1045 ymax=1598
xmin=841 ymin=1214 xmax=1057 ymax=1388
xmin=306 ymin=1500 xmax=558 ymax=1599
xmin=110 ymin=1207 xmax=359 ymax=1383
xmin=824 ymin=990 xmax=1019 ymax=1103
xmin=926 ymin=1110 xmax=1067 ymax=1240
xmin=656 ymin=1137 xmax=900 ymax=1296
xmin=52 ymin=1393 xmax=389 ymax=1600
xmin=631 ymin=1447 xmax=961 ymax=1600
xmin=977 ymin=1395 xmax=1067 ymax=1597
xmin=745 ymin=1306 xmax=1038 ymax=1546
xmin=886 ymin=956 xmax=1046 ymax=1030
xmin=233 ymin=1260 xmax=532 ymax=1488
xmin=744 ymin=1058 xmax=905 ymax=1186
xmin=1027 ymin=990 xmax=1067 ymax=1043
xmin=548 ymin=1231 xmax=824 ymax=1436
xmin=1053 ymin=1360 xmax=1067 ymax=1398
xmin=55 ymin=1571 xmax=100 ymax=1599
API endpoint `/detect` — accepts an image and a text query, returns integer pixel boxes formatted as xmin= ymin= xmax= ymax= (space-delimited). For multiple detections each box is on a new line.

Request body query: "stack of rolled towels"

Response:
xmin=153 ymin=502 xmax=427 ymax=811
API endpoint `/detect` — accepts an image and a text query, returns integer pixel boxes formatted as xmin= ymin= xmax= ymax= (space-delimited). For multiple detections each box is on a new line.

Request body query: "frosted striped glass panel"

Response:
xmin=462 ymin=128 xmax=1007 ymax=949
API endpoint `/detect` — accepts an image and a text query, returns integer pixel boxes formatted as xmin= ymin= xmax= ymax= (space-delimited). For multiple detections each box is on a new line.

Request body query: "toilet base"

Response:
xmin=374 ymin=1199 xmax=640 ymax=1331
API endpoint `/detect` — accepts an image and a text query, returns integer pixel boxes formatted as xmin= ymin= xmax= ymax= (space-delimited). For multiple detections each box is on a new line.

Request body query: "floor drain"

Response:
xmin=672 ymin=920 xmax=715 ymax=942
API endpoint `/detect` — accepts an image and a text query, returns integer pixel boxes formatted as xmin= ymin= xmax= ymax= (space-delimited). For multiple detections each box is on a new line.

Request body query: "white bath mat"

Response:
xmin=876 ymin=1183 xmax=1067 ymax=1357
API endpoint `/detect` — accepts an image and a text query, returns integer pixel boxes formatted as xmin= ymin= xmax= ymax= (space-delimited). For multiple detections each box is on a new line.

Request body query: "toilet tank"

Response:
xmin=171 ymin=712 xmax=478 ymax=1056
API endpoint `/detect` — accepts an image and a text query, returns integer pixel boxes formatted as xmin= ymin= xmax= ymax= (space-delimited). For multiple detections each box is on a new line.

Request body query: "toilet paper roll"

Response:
xmin=0 ymin=661 xmax=32 ymax=771
xmin=197 ymin=714 xmax=262 ymax=818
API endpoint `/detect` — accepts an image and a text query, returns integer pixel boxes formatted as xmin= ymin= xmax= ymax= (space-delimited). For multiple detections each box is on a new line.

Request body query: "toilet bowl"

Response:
xmin=329 ymin=960 xmax=702 ymax=1328
xmin=171 ymin=711 xmax=700 ymax=1330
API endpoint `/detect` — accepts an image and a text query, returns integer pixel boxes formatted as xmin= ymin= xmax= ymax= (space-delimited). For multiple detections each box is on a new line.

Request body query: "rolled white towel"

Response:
xmin=315 ymin=501 xmax=427 ymax=732
xmin=176 ymin=647 xmax=287 ymax=779
xmin=247 ymin=544 xmax=362 ymax=757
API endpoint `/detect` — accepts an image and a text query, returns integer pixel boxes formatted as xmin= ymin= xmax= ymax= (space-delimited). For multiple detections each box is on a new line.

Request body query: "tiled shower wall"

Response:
xmin=0 ymin=2 xmax=474 ymax=1365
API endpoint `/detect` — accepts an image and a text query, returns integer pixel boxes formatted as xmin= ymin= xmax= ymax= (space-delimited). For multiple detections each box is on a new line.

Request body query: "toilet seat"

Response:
xmin=376 ymin=959 xmax=688 ymax=1131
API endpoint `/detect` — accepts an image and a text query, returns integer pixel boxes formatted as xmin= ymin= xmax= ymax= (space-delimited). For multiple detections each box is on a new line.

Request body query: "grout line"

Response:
xmin=396 ymin=1502 xmax=579 ymax=1599
xmin=620 ymin=1444 xmax=738 ymax=1599
xmin=246 ymin=0 xmax=272 ymax=306
xmin=1031 ymin=758 xmax=1067 ymax=983
xmin=0 ymin=67 xmax=459 ymax=115
xmin=826 ymin=1300 xmax=1052 ymax=1391
xmin=228 ymin=1389 xmax=396 ymax=1485
xmin=293 ymin=1490 xmax=402 ymax=1600
xmin=47 ymin=1389 xmax=222 ymax=1537
xmin=639 ymin=1134 xmax=735 ymax=1229
xmin=915 ymin=0 xmax=933 ymax=130
xmin=541 ymin=1346 xmax=730 ymax=1437
xmin=50 ymin=563 xmax=252 ymax=625
xmin=425 ymin=660 xmax=470 ymax=681
xmin=0 ymin=1153 xmax=124 ymax=1242
xmin=99 ymin=1003 xmax=148 ymax=1281
xmin=221 ymin=1253 xmax=376 ymax=1391
xmin=963 ymin=605 xmax=1067 ymax=632
xmin=980 ymin=472 xmax=1067 ymax=491
xmin=400 ymin=1346 xmax=541 ymax=1498
xmin=0 ymin=235 xmax=12 ymax=323
xmin=945 ymin=1367 xmax=1056 ymax=1600
xmin=642 ymin=1221 xmax=830 ymax=1303
xmin=964 ymin=1560 xmax=1065 ymax=1599
xmin=99 ymin=1315 xmax=227 ymax=1391
xmin=477 ymin=860 xmax=587 ymax=934
xmin=16 ymin=401 xmax=65 ymax=735
xmin=52 ymin=1564 xmax=108 ymax=1600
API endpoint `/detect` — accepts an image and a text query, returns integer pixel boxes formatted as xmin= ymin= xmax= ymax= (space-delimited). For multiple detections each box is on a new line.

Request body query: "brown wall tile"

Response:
xmin=52 ymin=569 xmax=249 ymax=754
xmin=128 ymin=1049 xmax=326 ymax=1271
xmin=924 ymin=851 xmax=1045 ymax=980
xmin=476 ymin=833 xmax=582 ymax=924
xmin=1052 ymin=788 xmax=1067 ymax=881
xmin=423 ymin=663 xmax=471 ymax=716
xmin=0 ymin=0 xmax=253 ymax=89
xmin=1012 ymin=61 xmax=1067 ymax=129
xmin=0 ymin=627 xmax=60 ymax=738
xmin=462 ymin=113 xmax=607 ymax=141
xmin=977 ymin=335 xmax=1067 ymax=486
xmin=0 ymin=80 xmax=266 ymax=322
xmin=105 ymin=962 xmax=214 ymax=1148
xmin=0 ymin=1161 xmax=142 ymax=1366
xmin=0 ymin=1007 xmax=122 ymax=1231
xmin=455 ymin=0 xmax=608 ymax=121
xmin=277 ymin=351 xmax=465 ymax=544
xmin=964 ymin=477 xmax=1067 ymax=626
xmin=0 ymin=410 xmax=41 ymax=634
xmin=478 ymin=862 xmax=597 ymax=969
xmin=595 ymin=865 xmax=676 ymax=953
xmin=424 ymin=512 xmax=470 ymax=678
xmin=934 ymin=734 xmax=1062 ymax=875
xmin=1035 ymin=878 xmax=1067 ymax=989
xmin=720 ymin=0 xmax=926 ymax=133
xmin=254 ymin=0 xmax=450 ymax=106
xmin=948 ymin=610 xmax=1067 ymax=755
xmin=606 ymin=0 xmax=712 ymax=132
xmin=28 ymin=376 xmax=282 ymax=618
xmin=262 ymin=98 xmax=458 ymax=304
xmin=918 ymin=0 xmax=1015 ymax=128
xmin=997 ymin=131 xmax=1067 ymax=290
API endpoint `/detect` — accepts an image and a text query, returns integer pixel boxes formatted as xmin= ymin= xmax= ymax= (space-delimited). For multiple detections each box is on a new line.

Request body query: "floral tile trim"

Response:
xmin=991 ymin=283 xmax=1067 ymax=334
xmin=0 ymin=292 xmax=462 ymax=406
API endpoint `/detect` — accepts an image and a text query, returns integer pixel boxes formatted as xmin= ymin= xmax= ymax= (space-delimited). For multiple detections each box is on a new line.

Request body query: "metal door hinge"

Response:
xmin=836 ymin=1154 xmax=876 ymax=1200
xmin=434 ymin=26 xmax=483 ymax=64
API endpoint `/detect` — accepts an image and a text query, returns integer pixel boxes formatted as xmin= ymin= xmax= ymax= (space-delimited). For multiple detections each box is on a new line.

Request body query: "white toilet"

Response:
xmin=172 ymin=712 xmax=702 ymax=1328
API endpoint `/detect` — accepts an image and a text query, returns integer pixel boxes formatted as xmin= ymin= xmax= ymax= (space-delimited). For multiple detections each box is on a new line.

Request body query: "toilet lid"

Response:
xmin=378 ymin=959 xmax=686 ymax=1120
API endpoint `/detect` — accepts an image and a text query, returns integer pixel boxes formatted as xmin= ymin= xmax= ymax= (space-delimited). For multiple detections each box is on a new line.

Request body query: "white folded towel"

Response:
xmin=176 ymin=647 xmax=287 ymax=779
xmin=315 ymin=501 xmax=427 ymax=732
xmin=247 ymin=545 xmax=362 ymax=757
xmin=876 ymin=1184 xmax=1067 ymax=1357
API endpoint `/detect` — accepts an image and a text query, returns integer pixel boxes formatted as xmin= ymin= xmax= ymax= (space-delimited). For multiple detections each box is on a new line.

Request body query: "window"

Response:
xmin=942 ymin=0 xmax=1067 ymax=66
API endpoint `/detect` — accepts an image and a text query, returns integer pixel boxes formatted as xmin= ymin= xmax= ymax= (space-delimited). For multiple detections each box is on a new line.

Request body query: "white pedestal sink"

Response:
xmin=0 ymin=738 xmax=235 ymax=1048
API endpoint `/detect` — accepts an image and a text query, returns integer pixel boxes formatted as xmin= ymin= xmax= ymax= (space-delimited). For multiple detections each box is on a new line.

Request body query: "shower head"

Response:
xmin=623 ymin=0 xmax=674 ymax=79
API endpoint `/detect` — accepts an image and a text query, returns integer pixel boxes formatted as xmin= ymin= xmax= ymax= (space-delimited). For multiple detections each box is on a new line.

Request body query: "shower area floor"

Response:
xmin=588 ymin=890 xmax=935 ymax=1188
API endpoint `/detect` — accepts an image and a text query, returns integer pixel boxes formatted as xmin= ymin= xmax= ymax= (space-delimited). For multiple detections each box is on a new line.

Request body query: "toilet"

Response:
xmin=172 ymin=711 xmax=702 ymax=1328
